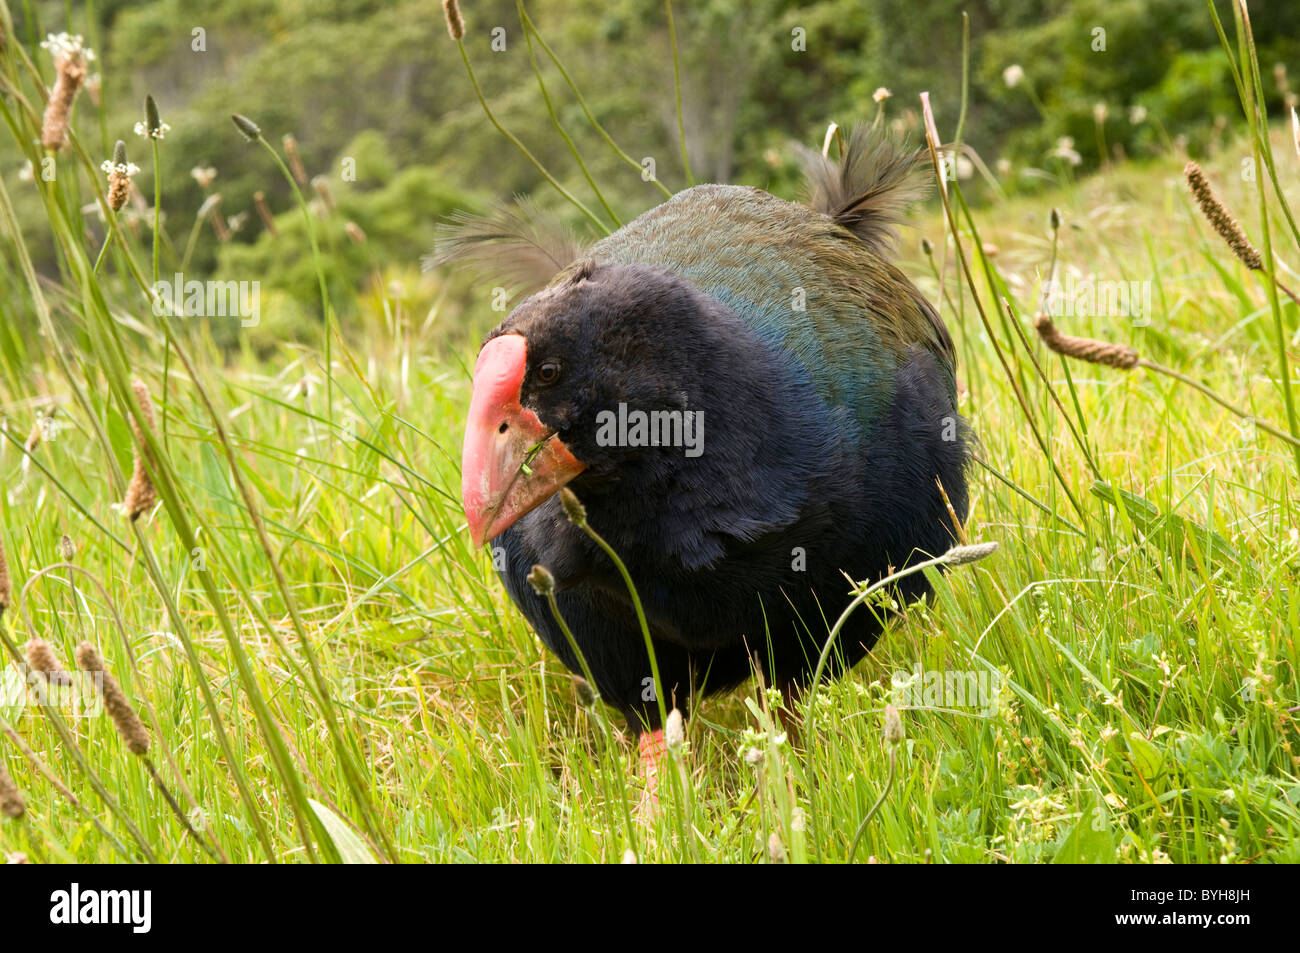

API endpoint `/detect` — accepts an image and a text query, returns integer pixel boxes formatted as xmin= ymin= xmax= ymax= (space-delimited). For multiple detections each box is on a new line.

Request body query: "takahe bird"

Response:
xmin=453 ymin=128 xmax=968 ymax=791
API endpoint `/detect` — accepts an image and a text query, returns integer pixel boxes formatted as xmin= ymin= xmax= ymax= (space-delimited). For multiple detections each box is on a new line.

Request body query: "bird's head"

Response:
xmin=461 ymin=260 xmax=727 ymax=547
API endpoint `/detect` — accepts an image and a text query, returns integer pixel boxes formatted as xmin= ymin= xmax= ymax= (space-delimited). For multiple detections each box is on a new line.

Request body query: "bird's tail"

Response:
xmin=796 ymin=125 xmax=929 ymax=257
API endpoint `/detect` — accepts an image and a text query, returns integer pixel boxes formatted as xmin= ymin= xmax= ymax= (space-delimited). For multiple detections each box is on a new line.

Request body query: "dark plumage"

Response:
xmin=456 ymin=129 xmax=969 ymax=740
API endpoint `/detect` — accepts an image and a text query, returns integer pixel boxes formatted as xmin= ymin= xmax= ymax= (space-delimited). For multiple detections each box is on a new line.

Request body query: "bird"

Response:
xmin=450 ymin=126 xmax=969 ymax=796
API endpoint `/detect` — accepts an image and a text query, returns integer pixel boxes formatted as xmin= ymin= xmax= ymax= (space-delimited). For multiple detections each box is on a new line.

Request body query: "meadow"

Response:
xmin=0 ymin=0 xmax=1298 ymax=864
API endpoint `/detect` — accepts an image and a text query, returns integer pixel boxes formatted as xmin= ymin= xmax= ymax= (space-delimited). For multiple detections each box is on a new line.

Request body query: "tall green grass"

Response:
xmin=0 ymin=0 xmax=1296 ymax=863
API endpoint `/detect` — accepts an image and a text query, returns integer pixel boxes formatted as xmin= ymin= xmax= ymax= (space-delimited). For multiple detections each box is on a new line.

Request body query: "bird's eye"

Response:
xmin=536 ymin=361 xmax=562 ymax=385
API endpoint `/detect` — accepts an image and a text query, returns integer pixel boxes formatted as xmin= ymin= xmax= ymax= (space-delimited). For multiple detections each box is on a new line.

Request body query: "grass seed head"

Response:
xmin=0 ymin=537 xmax=10 ymax=612
xmin=884 ymin=703 xmax=904 ymax=746
xmin=282 ymin=134 xmax=308 ymax=185
xmin=39 ymin=33 xmax=93 ymax=151
xmin=231 ymin=113 xmax=261 ymax=142
xmin=130 ymin=379 xmax=157 ymax=432
xmin=24 ymin=417 xmax=43 ymax=453
xmin=665 ymin=708 xmax=685 ymax=750
xmin=0 ymin=762 xmax=24 ymax=819
xmin=74 ymin=641 xmax=150 ymax=755
xmin=1184 ymin=161 xmax=1262 ymax=271
xmin=204 ymin=194 xmax=231 ymax=241
xmin=943 ymin=540 xmax=999 ymax=566
xmin=253 ymin=191 xmax=278 ymax=236
xmin=312 ymin=175 xmax=334 ymax=213
xmin=571 ymin=675 xmax=596 ymax=707
xmin=134 ymin=95 xmax=170 ymax=140
xmin=102 ymin=140 xmax=137 ymax=212
xmin=767 ymin=831 xmax=786 ymax=863
xmin=526 ymin=564 xmax=555 ymax=596
xmin=1033 ymin=313 xmax=1139 ymax=370
xmin=442 ymin=0 xmax=465 ymax=41
xmin=558 ymin=487 xmax=587 ymax=526
xmin=25 ymin=639 xmax=70 ymax=685
xmin=123 ymin=380 xmax=159 ymax=521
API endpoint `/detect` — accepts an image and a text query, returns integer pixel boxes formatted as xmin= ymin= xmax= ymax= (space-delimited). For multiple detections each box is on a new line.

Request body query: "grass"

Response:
xmin=0 ymin=4 xmax=1298 ymax=864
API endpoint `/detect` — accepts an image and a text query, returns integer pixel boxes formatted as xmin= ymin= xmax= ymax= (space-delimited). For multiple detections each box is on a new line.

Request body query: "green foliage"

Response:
xmin=4 ymin=0 xmax=1296 ymax=302
xmin=1143 ymin=49 xmax=1240 ymax=129
xmin=984 ymin=0 xmax=1300 ymax=168
xmin=215 ymin=158 xmax=472 ymax=345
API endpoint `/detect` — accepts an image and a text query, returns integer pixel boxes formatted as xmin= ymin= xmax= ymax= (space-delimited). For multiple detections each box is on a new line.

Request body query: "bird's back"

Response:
xmin=577 ymin=184 xmax=955 ymax=436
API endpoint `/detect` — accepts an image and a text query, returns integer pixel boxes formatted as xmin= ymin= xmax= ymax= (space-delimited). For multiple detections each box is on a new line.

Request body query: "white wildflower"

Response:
xmin=40 ymin=32 xmax=96 ymax=64
xmin=134 ymin=120 xmax=171 ymax=140
xmin=100 ymin=159 xmax=140 ymax=178
xmin=1051 ymin=136 xmax=1082 ymax=166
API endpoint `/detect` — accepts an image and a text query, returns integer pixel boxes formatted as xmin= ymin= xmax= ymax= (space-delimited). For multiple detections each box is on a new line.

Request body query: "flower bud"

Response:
xmin=884 ymin=703 xmax=904 ymax=746
xmin=231 ymin=113 xmax=261 ymax=142
xmin=558 ymin=488 xmax=587 ymax=526
xmin=526 ymin=564 xmax=555 ymax=596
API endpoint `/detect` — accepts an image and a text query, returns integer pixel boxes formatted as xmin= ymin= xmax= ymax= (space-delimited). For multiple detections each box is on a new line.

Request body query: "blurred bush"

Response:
xmin=211 ymin=141 xmax=475 ymax=345
xmin=983 ymin=0 xmax=1300 ymax=172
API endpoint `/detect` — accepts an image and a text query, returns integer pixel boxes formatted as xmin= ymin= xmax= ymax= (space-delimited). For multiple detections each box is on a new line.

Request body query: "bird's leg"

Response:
xmin=637 ymin=728 xmax=667 ymax=813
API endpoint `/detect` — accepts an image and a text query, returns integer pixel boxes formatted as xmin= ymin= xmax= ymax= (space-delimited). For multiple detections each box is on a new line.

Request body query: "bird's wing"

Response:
xmin=576 ymin=181 xmax=954 ymax=434
xmin=793 ymin=123 xmax=956 ymax=380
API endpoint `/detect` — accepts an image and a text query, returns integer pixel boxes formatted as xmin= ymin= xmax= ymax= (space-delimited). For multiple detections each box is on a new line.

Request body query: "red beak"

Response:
xmin=461 ymin=334 xmax=586 ymax=547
